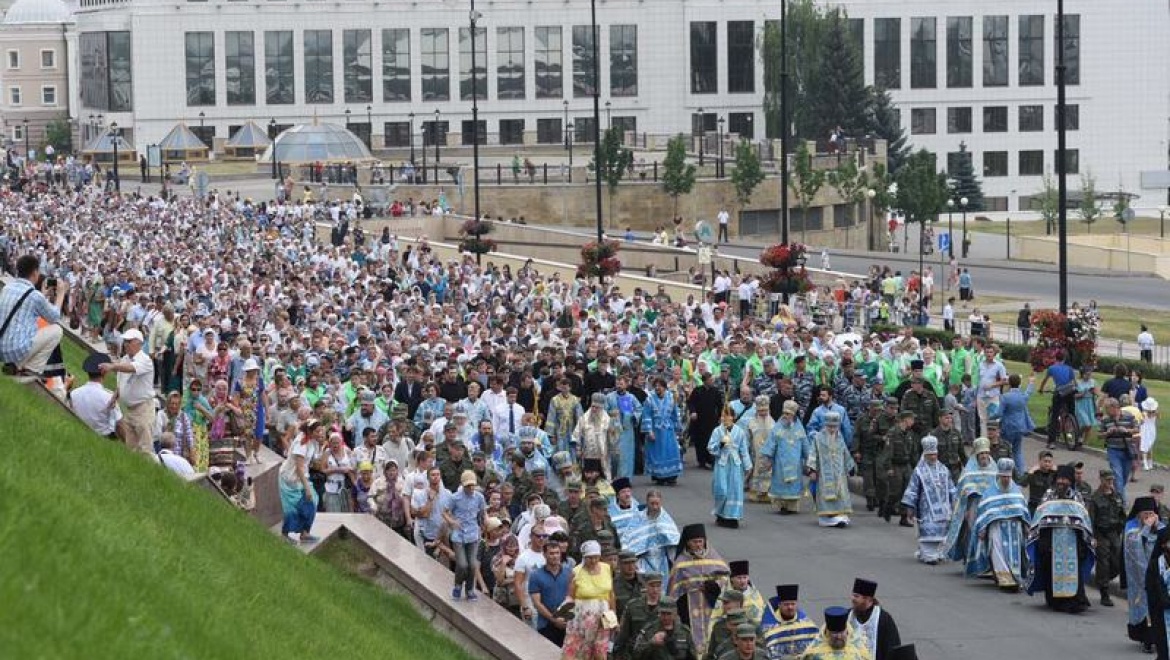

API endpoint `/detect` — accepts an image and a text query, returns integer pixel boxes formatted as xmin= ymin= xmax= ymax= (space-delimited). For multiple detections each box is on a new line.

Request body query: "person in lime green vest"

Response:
xmin=722 ymin=339 xmax=748 ymax=386
xmin=879 ymin=349 xmax=903 ymax=394
xmin=920 ymin=348 xmax=947 ymax=398
xmin=743 ymin=341 xmax=765 ymax=385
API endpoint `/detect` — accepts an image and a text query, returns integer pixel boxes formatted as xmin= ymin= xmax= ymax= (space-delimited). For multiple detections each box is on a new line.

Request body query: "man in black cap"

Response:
xmin=802 ymin=606 xmax=868 ymax=659
xmin=68 ymin=353 xmax=122 ymax=439
xmin=667 ymin=523 xmax=730 ymax=657
xmin=632 ymin=601 xmax=697 ymax=660
xmin=1027 ymin=464 xmax=1094 ymax=614
xmin=614 ymin=572 xmax=665 ymax=660
xmin=847 ymin=579 xmax=901 ymax=660
xmin=689 ymin=372 xmax=725 ymax=470
xmin=1123 ymin=496 xmax=1163 ymax=653
xmin=1087 ymin=469 xmax=1126 ymax=606
xmin=759 ymin=584 xmax=819 ymax=660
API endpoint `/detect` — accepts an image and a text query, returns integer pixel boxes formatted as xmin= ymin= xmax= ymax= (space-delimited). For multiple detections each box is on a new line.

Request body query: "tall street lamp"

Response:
xmin=421 ymin=119 xmax=428 ymax=183
xmin=563 ymin=100 xmax=569 ymax=150
xmin=946 ymin=198 xmax=955 ymax=259
xmin=344 ymin=108 xmax=351 ymax=130
xmin=960 ymin=196 xmax=969 ymax=258
xmin=866 ymin=188 xmax=877 ymax=251
xmin=22 ymin=118 xmax=29 ymax=161
xmin=408 ymin=112 xmax=416 ymax=163
xmin=366 ymin=104 xmax=373 ymax=147
xmin=470 ymin=1 xmax=483 ymax=235
xmin=717 ymin=116 xmax=724 ymax=179
xmin=567 ymin=122 xmax=574 ymax=182
xmin=697 ymin=107 xmax=705 ymax=167
xmin=1056 ymin=0 xmax=1070 ymax=313
xmin=589 ymin=0 xmax=604 ymax=241
xmin=605 ymin=101 xmax=611 ymax=129
xmin=110 ymin=121 xmax=120 ymax=191
xmin=269 ymin=119 xmax=278 ymax=180
xmin=1160 ymin=205 xmax=1167 ymax=240
xmin=434 ymin=109 xmax=441 ymax=165
xmin=779 ymin=0 xmax=791 ymax=244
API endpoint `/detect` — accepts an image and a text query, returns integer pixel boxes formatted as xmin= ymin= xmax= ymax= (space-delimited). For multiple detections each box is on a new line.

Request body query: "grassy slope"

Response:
xmin=1001 ymin=359 xmax=1170 ymax=464
xmin=0 ymin=376 xmax=475 ymax=660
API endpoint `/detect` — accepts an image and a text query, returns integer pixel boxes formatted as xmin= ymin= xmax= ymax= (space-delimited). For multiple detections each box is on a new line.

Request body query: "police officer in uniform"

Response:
xmin=932 ymin=408 xmax=965 ymax=481
xmin=614 ymin=551 xmax=645 ymax=619
xmin=885 ymin=411 xmax=918 ymax=526
xmin=615 ymin=572 xmax=666 ymax=660
xmin=633 ymin=601 xmax=698 ymax=660
xmin=1087 ymin=469 xmax=1126 ymax=607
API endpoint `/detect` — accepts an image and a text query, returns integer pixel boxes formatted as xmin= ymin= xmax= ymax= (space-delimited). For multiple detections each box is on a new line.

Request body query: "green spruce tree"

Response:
xmin=946 ymin=142 xmax=985 ymax=212
xmin=662 ymin=134 xmax=696 ymax=217
xmin=804 ymin=10 xmax=868 ymax=140
xmin=731 ymin=139 xmax=765 ymax=210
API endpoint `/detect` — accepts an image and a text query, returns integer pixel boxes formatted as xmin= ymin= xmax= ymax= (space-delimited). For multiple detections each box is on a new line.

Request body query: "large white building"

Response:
xmin=6 ymin=0 xmax=1169 ymax=210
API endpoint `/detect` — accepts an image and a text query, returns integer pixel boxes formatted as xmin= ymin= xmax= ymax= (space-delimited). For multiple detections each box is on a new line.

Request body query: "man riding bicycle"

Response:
xmin=1038 ymin=350 xmax=1077 ymax=449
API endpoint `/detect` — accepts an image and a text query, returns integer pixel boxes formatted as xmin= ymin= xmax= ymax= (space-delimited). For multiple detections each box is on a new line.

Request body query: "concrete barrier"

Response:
xmin=303 ymin=513 xmax=561 ymax=660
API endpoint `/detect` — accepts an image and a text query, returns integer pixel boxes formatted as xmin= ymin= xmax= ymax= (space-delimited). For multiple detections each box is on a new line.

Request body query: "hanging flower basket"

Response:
xmin=578 ymin=240 xmax=622 ymax=279
xmin=461 ymin=219 xmax=493 ymax=237
xmin=459 ymin=237 xmax=496 ymax=255
xmin=762 ymin=269 xmax=813 ymax=295
xmin=760 ymin=242 xmax=808 ymax=269
xmin=1028 ymin=309 xmax=1098 ymax=371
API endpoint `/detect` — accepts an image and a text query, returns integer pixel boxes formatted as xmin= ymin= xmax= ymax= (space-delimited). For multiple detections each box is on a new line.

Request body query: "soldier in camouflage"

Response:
xmin=1087 ymin=470 xmax=1126 ymax=607
xmin=899 ymin=376 xmax=940 ymax=444
xmin=886 ymin=410 xmax=918 ymax=526
xmin=614 ymin=572 xmax=666 ymax=660
xmin=932 ymin=408 xmax=965 ymax=481
xmin=633 ymin=601 xmax=698 ymax=660
xmin=614 ymin=551 xmax=646 ymax=620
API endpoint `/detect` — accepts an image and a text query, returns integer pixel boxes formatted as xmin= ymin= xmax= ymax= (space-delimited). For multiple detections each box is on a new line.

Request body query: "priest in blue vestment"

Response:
xmin=901 ymin=435 xmax=957 ymax=564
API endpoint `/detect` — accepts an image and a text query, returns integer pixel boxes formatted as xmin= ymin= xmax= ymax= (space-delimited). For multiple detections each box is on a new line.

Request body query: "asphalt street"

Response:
xmin=651 ymin=435 xmax=1145 ymax=659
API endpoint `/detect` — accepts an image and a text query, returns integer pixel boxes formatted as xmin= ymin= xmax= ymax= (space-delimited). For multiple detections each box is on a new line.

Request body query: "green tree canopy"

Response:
xmin=662 ymin=134 xmax=696 ymax=216
xmin=946 ymin=142 xmax=985 ymax=212
xmin=731 ymin=140 xmax=765 ymax=209
xmin=895 ymin=149 xmax=948 ymax=228
xmin=864 ymin=87 xmax=908 ymax=173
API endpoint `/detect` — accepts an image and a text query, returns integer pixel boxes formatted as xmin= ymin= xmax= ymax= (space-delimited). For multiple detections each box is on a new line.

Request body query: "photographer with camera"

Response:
xmin=0 ymin=254 xmax=66 ymax=379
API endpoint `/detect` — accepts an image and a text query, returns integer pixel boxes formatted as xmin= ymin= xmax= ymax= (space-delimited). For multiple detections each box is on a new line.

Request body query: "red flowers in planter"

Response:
xmin=578 ymin=240 xmax=622 ymax=279
xmin=1028 ymin=309 xmax=1098 ymax=370
xmin=760 ymin=243 xmax=807 ymax=269
xmin=760 ymin=242 xmax=811 ymax=295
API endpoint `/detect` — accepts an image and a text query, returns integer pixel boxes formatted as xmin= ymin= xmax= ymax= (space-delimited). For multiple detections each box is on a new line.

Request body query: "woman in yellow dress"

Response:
xmin=561 ymin=540 xmax=616 ymax=659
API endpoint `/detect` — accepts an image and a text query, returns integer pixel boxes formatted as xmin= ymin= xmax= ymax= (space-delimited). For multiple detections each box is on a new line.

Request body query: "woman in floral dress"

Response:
xmin=232 ymin=359 xmax=267 ymax=463
xmin=182 ymin=378 xmax=213 ymax=472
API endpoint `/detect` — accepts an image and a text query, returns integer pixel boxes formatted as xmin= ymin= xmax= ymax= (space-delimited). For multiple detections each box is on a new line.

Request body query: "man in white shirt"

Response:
xmin=713 ymin=270 xmax=732 ymax=305
xmin=69 ymin=353 xmax=123 ymax=439
xmin=157 ymin=432 xmax=196 ymax=477
xmin=942 ymin=297 xmax=955 ymax=332
xmin=100 ymin=328 xmax=157 ymax=454
xmin=717 ymin=209 xmax=730 ymax=243
xmin=514 ymin=522 xmax=549 ymax=628
xmin=1138 ymin=325 xmax=1156 ymax=364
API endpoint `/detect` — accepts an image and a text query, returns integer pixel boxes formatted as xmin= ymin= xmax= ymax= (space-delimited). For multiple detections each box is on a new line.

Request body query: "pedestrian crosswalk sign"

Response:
xmin=938 ymin=232 xmax=950 ymax=251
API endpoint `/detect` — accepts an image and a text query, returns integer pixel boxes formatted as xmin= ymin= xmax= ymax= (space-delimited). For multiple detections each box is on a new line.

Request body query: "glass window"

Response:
xmin=947 ymin=107 xmax=971 ymax=134
xmin=459 ymin=26 xmax=486 ymax=101
xmin=910 ymin=108 xmax=936 ymax=135
xmin=264 ymin=30 xmax=294 ymax=105
xmin=873 ymin=18 xmax=901 ymax=89
xmin=847 ymin=19 xmax=864 ymax=57
xmin=727 ymin=21 xmax=754 ymax=94
xmin=612 ymin=116 xmax=636 ymax=136
xmin=9 ymin=85 xmax=21 ymax=105
xmin=460 ymin=119 xmax=486 ymax=145
xmin=1057 ymin=104 xmax=1079 ymax=131
xmin=108 ymin=32 xmax=133 ymax=112
xmin=910 ymin=17 xmax=936 ymax=89
xmin=384 ymin=121 xmax=410 ymax=147
xmin=42 ymin=85 xmax=56 ymax=105
xmin=497 ymin=27 xmax=525 ymax=100
xmin=40 ymin=50 xmax=55 ymax=68
xmin=610 ymin=25 xmax=637 ymax=97
xmin=1056 ymin=14 xmax=1080 ymax=85
xmin=689 ymin=21 xmax=717 ymax=94
xmin=535 ymin=27 xmax=562 ymax=99
xmin=983 ymin=106 xmax=1007 ymax=132
xmin=185 ymin=32 xmax=215 ymax=106
xmin=1019 ymin=150 xmax=1044 ymax=176
xmin=1019 ymin=105 xmax=1043 ymax=132
xmin=225 ymin=32 xmax=255 ymax=106
xmin=573 ymin=25 xmax=597 ymax=98
xmin=304 ymin=30 xmax=333 ymax=103
xmin=382 ymin=29 xmax=410 ymax=102
xmin=536 ymin=117 xmax=562 ymax=144
xmin=344 ymin=30 xmax=372 ymax=103
xmin=1018 ymin=15 xmax=1044 ymax=86
xmin=6 ymin=50 xmax=18 ymax=69
xmin=574 ymin=116 xmax=597 ymax=143
xmin=421 ymin=28 xmax=450 ymax=102
xmin=499 ymin=119 xmax=524 ymax=145
xmin=13 ymin=124 xmax=23 ymax=141
xmin=983 ymin=151 xmax=1007 ymax=177
xmin=1056 ymin=148 xmax=1079 ymax=175
xmin=729 ymin=112 xmax=754 ymax=139
xmin=982 ymin=16 xmax=1008 ymax=87
xmin=946 ymin=17 xmax=972 ymax=88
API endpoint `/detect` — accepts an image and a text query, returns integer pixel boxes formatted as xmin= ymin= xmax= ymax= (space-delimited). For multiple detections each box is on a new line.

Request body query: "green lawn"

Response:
xmin=0 ymin=376 xmax=476 ymax=659
xmin=1001 ymin=359 xmax=1170 ymax=465
xmin=969 ymin=216 xmax=1169 ymax=237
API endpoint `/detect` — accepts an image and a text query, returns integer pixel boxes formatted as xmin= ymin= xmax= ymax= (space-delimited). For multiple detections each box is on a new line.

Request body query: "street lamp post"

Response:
xmin=779 ymin=0 xmax=790 ymax=244
xmin=563 ymin=100 xmax=569 ymax=150
xmin=22 ymin=118 xmax=29 ymax=162
xmin=717 ymin=116 xmax=724 ymax=179
xmin=1161 ymin=205 xmax=1167 ymax=240
xmin=589 ymin=0 xmax=604 ymax=242
xmin=422 ymin=121 xmax=428 ymax=183
xmin=409 ymin=112 xmax=416 ymax=164
xmin=697 ymin=107 xmax=705 ymax=167
xmin=269 ymin=119 xmax=278 ymax=179
xmin=366 ymin=104 xmax=373 ymax=147
xmin=110 ymin=121 xmax=120 ymax=192
xmin=959 ymin=196 xmax=969 ymax=258
xmin=470 ymin=0 xmax=483 ymax=255
xmin=1056 ymin=0 xmax=1069 ymax=314
xmin=198 ymin=111 xmax=205 ymax=145
xmin=946 ymin=198 xmax=955 ymax=259
xmin=567 ymin=122 xmax=574 ymax=182
xmin=866 ymin=188 xmax=876 ymax=251
xmin=434 ymin=109 xmax=441 ymax=165
xmin=344 ymin=108 xmax=351 ymax=130
xmin=605 ymin=101 xmax=611 ymax=129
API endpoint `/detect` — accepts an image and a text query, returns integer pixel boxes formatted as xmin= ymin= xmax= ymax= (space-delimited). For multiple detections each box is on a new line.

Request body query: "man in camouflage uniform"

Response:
xmin=571 ymin=497 xmax=619 ymax=560
xmin=790 ymin=355 xmax=815 ymax=418
xmin=614 ymin=572 xmax=666 ymax=660
xmin=557 ymin=479 xmax=587 ymax=525
xmin=437 ymin=436 xmax=474 ymax=492
xmin=837 ymin=370 xmax=872 ymax=432
xmin=885 ymin=410 xmax=918 ymax=526
xmin=717 ymin=624 xmax=767 ymax=660
xmin=855 ymin=399 xmax=885 ymax=512
xmin=932 ymin=408 xmax=965 ymax=481
xmin=1072 ymin=462 xmax=1093 ymax=501
xmin=633 ymin=601 xmax=697 ymax=660
xmin=704 ymin=609 xmax=748 ymax=660
xmin=985 ymin=419 xmax=1012 ymax=462
xmin=614 ymin=551 xmax=645 ymax=620
xmin=1087 ymin=469 xmax=1126 ymax=607
xmin=1024 ymin=450 xmax=1056 ymax=514
xmin=899 ymin=375 xmax=940 ymax=444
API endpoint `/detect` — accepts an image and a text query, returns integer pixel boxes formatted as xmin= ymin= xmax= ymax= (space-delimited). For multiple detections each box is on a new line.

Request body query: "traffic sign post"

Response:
xmin=938 ymin=232 xmax=951 ymax=253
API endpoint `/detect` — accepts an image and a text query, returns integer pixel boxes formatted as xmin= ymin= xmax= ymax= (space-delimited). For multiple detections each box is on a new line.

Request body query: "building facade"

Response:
xmin=0 ymin=0 xmax=73 ymax=155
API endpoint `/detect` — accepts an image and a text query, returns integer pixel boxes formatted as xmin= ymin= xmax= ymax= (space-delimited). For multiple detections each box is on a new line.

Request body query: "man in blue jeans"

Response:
xmin=1038 ymin=351 xmax=1077 ymax=448
xmin=1099 ymin=398 xmax=1140 ymax=502
xmin=999 ymin=373 xmax=1036 ymax=476
xmin=529 ymin=543 xmax=572 ymax=646
xmin=444 ymin=469 xmax=487 ymax=600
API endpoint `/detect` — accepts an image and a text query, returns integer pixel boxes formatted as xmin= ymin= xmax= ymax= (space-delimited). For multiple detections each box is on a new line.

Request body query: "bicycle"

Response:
xmin=1047 ymin=404 xmax=1080 ymax=450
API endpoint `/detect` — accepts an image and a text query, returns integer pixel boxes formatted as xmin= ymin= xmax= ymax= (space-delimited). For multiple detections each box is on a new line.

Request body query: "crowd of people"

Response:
xmin=3 ymin=176 xmax=1167 ymax=659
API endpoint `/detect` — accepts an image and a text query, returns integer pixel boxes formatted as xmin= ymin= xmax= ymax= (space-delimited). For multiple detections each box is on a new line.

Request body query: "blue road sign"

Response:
xmin=938 ymin=232 xmax=951 ymax=251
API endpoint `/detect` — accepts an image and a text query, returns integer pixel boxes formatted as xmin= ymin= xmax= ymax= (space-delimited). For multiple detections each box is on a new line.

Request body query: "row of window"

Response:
xmin=910 ymin=104 xmax=1080 ymax=135
xmin=5 ymin=49 xmax=56 ymax=70
xmin=870 ymin=14 xmax=1079 ymax=90
xmin=6 ymin=85 xmax=58 ymax=107
xmin=947 ymin=148 xmax=1079 ymax=178
xmin=184 ymin=25 xmax=638 ymax=107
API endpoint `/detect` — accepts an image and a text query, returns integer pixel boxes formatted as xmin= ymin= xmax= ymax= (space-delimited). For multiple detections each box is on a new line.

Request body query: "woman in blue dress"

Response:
xmin=641 ymin=377 xmax=684 ymax=485
xmin=707 ymin=407 xmax=752 ymax=529
xmin=1073 ymin=365 xmax=1097 ymax=447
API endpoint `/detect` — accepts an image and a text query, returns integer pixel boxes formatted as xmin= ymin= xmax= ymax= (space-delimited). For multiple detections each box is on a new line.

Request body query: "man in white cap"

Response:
xmin=100 ymin=328 xmax=156 ymax=454
xmin=901 ymin=435 xmax=956 ymax=564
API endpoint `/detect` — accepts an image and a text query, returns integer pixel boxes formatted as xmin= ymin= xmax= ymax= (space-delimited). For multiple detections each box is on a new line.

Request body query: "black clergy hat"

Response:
xmin=82 ymin=352 xmax=112 ymax=376
xmin=582 ymin=458 xmax=604 ymax=474
xmin=824 ymin=606 xmax=850 ymax=633
xmin=729 ymin=560 xmax=750 ymax=577
xmin=910 ymin=359 xmax=924 ymax=370
xmin=890 ymin=645 xmax=919 ymax=660
xmin=776 ymin=584 xmax=799 ymax=602
xmin=611 ymin=477 xmax=632 ymax=493
xmin=1130 ymin=496 xmax=1160 ymax=520
xmin=1055 ymin=464 xmax=1076 ymax=483
xmin=852 ymin=578 xmax=878 ymax=598
xmin=680 ymin=523 xmax=706 ymax=545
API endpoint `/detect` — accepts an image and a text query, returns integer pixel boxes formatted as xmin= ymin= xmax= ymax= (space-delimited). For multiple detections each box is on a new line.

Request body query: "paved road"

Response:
xmin=648 ymin=433 xmax=1150 ymax=660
